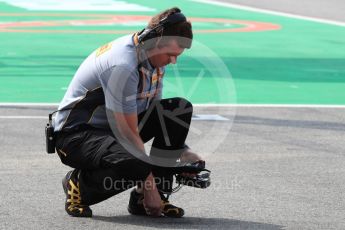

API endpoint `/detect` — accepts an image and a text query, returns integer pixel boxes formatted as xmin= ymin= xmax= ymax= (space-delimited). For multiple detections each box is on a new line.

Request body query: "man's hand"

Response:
xmin=143 ymin=173 xmax=162 ymax=217
xmin=180 ymin=149 xmax=203 ymax=163
xmin=180 ymin=149 xmax=204 ymax=178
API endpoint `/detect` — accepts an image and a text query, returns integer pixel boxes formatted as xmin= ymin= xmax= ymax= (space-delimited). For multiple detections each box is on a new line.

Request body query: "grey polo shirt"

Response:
xmin=54 ymin=34 xmax=164 ymax=132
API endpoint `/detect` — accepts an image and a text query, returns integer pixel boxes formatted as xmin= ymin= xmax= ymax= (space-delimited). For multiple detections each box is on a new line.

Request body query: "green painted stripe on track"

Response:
xmin=0 ymin=0 xmax=344 ymax=104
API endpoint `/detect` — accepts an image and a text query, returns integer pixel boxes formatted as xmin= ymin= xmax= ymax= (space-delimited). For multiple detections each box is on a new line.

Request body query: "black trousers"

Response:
xmin=55 ymin=97 xmax=193 ymax=205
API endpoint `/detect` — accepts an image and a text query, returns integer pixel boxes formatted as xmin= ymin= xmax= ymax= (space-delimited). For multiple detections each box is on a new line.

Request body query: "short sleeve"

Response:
xmin=98 ymin=65 xmax=139 ymax=114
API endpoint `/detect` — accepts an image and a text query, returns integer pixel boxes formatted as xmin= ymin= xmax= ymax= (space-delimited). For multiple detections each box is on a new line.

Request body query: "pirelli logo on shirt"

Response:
xmin=96 ymin=42 xmax=112 ymax=57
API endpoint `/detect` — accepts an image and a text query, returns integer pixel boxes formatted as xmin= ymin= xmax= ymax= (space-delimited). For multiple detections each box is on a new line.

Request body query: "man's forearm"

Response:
xmin=114 ymin=112 xmax=145 ymax=153
xmin=119 ymin=127 xmax=145 ymax=153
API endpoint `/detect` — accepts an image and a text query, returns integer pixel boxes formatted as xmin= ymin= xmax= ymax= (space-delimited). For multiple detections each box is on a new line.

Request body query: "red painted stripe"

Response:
xmin=0 ymin=13 xmax=280 ymax=33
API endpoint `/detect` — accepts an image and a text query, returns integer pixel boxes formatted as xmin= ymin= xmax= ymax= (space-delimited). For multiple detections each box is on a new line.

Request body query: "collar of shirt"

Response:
xmin=132 ymin=33 xmax=155 ymax=76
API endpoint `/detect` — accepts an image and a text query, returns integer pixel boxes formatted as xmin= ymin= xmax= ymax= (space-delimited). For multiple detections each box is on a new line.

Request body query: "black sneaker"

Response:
xmin=127 ymin=189 xmax=184 ymax=218
xmin=62 ymin=170 xmax=92 ymax=217
xmin=127 ymin=189 xmax=146 ymax=215
xmin=161 ymin=196 xmax=185 ymax=218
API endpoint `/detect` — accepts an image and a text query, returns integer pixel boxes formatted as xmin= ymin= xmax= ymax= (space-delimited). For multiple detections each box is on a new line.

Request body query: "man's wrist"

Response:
xmin=143 ymin=173 xmax=157 ymax=191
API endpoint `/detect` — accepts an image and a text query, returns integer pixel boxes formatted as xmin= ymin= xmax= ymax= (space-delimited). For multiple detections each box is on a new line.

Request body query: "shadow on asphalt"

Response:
xmin=92 ymin=215 xmax=284 ymax=229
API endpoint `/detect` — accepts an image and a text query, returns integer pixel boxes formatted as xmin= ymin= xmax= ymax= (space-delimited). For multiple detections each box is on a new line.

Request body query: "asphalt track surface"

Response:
xmin=1 ymin=105 xmax=345 ymax=229
xmin=1 ymin=1 xmax=345 ymax=230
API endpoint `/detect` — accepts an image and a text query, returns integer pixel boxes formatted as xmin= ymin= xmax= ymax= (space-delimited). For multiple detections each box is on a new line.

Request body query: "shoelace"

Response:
xmin=67 ymin=180 xmax=84 ymax=213
xmin=161 ymin=200 xmax=181 ymax=215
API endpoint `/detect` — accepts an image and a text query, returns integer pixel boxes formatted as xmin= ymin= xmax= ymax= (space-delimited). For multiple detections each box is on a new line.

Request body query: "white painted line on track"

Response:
xmin=190 ymin=0 xmax=345 ymax=27
xmin=1 ymin=103 xmax=345 ymax=109
xmin=193 ymin=104 xmax=345 ymax=108
xmin=0 ymin=103 xmax=59 ymax=107
xmin=193 ymin=114 xmax=229 ymax=121
xmin=0 ymin=116 xmax=47 ymax=119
